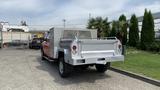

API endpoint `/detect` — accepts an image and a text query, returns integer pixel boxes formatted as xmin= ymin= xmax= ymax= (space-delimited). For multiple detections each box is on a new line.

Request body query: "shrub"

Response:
xmin=147 ymin=42 xmax=160 ymax=52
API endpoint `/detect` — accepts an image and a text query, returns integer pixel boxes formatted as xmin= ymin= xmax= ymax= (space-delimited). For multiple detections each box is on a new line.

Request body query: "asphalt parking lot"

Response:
xmin=0 ymin=48 xmax=159 ymax=90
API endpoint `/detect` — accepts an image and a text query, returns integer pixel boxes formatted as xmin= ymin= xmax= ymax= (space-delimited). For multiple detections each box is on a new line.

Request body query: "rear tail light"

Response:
xmin=117 ymin=40 xmax=122 ymax=54
xmin=71 ymin=44 xmax=78 ymax=54
xmin=118 ymin=44 xmax=122 ymax=54
xmin=71 ymin=40 xmax=79 ymax=55
xmin=72 ymin=45 xmax=77 ymax=51
xmin=118 ymin=44 xmax=122 ymax=49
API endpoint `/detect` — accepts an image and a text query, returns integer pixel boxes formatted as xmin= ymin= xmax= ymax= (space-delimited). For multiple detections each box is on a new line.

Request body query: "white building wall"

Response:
xmin=138 ymin=19 xmax=160 ymax=31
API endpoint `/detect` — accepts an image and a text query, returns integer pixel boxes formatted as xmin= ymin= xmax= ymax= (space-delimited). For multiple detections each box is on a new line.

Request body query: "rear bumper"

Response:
xmin=70 ymin=55 xmax=124 ymax=65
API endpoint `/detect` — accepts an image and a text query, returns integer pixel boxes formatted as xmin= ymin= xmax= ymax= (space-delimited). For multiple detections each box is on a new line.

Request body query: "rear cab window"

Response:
xmin=62 ymin=30 xmax=91 ymax=39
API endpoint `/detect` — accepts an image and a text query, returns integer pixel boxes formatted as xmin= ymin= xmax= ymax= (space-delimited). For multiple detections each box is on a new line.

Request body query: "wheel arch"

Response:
xmin=58 ymin=49 xmax=71 ymax=63
xmin=58 ymin=51 xmax=64 ymax=59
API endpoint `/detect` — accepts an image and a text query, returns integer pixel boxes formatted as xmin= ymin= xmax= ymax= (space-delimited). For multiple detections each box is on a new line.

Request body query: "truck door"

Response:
xmin=43 ymin=31 xmax=51 ymax=57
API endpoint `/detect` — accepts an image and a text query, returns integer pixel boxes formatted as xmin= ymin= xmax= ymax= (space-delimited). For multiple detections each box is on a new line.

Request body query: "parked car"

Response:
xmin=41 ymin=28 xmax=124 ymax=78
xmin=29 ymin=38 xmax=43 ymax=49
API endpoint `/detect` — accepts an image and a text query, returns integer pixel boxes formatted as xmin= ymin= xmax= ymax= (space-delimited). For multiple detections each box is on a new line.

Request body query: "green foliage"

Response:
xmin=141 ymin=9 xmax=148 ymax=50
xmin=141 ymin=9 xmax=155 ymax=50
xmin=109 ymin=21 xmax=117 ymax=37
xmin=87 ymin=17 xmax=110 ymax=38
xmin=146 ymin=41 xmax=160 ymax=52
xmin=101 ymin=18 xmax=111 ymax=37
xmin=87 ymin=18 xmax=96 ymax=29
xmin=119 ymin=14 xmax=126 ymax=21
xmin=129 ymin=14 xmax=139 ymax=47
xmin=148 ymin=11 xmax=155 ymax=42
xmin=118 ymin=14 xmax=128 ymax=45
xmin=87 ymin=10 xmax=156 ymax=52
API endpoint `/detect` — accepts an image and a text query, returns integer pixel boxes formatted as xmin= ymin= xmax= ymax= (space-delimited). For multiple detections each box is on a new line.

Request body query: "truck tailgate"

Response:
xmin=80 ymin=39 xmax=119 ymax=58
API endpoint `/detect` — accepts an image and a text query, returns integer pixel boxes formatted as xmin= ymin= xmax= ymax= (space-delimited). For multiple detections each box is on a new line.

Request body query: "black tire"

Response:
xmin=81 ymin=65 xmax=89 ymax=70
xmin=95 ymin=62 xmax=110 ymax=73
xmin=58 ymin=57 xmax=70 ymax=78
xmin=29 ymin=45 xmax=32 ymax=49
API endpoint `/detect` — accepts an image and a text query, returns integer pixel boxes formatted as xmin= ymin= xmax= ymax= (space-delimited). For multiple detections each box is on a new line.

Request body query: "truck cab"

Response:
xmin=41 ymin=28 xmax=124 ymax=78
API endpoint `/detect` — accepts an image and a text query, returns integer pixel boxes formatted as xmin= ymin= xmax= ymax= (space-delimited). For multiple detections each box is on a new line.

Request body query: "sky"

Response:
xmin=0 ymin=0 xmax=160 ymax=27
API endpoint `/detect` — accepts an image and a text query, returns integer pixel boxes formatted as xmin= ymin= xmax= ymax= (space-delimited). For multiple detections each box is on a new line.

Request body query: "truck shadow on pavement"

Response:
xmin=36 ymin=57 xmax=111 ymax=85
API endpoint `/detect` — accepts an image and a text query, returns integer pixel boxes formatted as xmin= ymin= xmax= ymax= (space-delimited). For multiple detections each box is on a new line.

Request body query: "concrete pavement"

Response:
xmin=0 ymin=49 xmax=159 ymax=90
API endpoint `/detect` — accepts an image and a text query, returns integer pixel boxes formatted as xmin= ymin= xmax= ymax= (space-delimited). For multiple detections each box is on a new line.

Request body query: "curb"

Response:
xmin=109 ymin=67 xmax=160 ymax=87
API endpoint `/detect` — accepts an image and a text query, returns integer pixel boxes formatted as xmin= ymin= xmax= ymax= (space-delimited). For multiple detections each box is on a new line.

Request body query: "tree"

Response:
xmin=94 ymin=17 xmax=103 ymax=38
xmin=141 ymin=9 xmax=148 ymax=49
xmin=119 ymin=14 xmax=127 ymax=21
xmin=118 ymin=14 xmax=128 ymax=45
xmin=101 ymin=17 xmax=111 ymax=37
xmin=87 ymin=17 xmax=110 ymax=38
xmin=110 ymin=21 xmax=117 ymax=37
xmin=87 ymin=18 xmax=96 ymax=29
xmin=87 ymin=17 xmax=102 ymax=38
xmin=141 ymin=9 xmax=155 ymax=50
xmin=148 ymin=11 xmax=155 ymax=42
xmin=129 ymin=14 xmax=139 ymax=47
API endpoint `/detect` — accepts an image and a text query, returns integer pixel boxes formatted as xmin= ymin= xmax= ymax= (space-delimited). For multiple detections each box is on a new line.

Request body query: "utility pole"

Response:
xmin=0 ymin=24 xmax=3 ymax=49
xmin=89 ymin=13 xmax=91 ymax=20
xmin=63 ymin=19 xmax=66 ymax=28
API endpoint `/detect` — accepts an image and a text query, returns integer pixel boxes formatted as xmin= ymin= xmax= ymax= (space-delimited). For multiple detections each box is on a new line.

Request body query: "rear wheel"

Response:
xmin=29 ymin=45 xmax=32 ymax=49
xmin=81 ymin=65 xmax=89 ymax=70
xmin=58 ymin=57 xmax=70 ymax=78
xmin=96 ymin=62 xmax=110 ymax=73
